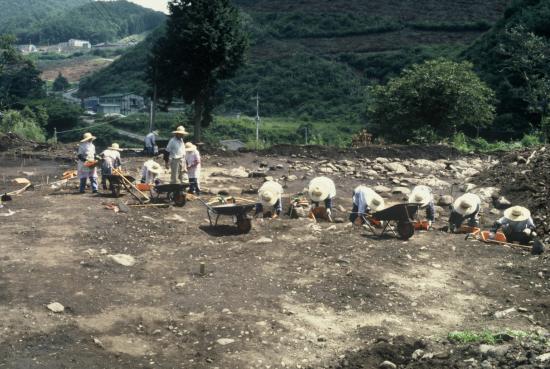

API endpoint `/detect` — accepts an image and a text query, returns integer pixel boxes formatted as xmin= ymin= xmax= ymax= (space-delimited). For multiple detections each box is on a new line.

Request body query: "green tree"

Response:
xmin=366 ymin=59 xmax=496 ymax=143
xmin=0 ymin=35 xmax=44 ymax=107
xmin=149 ymin=0 xmax=248 ymax=142
xmin=52 ymin=72 xmax=70 ymax=92
xmin=0 ymin=109 xmax=46 ymax=141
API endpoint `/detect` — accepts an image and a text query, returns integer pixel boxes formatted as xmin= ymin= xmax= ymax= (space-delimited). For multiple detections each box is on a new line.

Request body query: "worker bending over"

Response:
xmin=349 ymin=185 xmax=385 ymax=225
xmin=185 ymin=142 xmax=201 ymax=195
xmin=166 ymin=126 xmax=188 ymax=184
xmin=308 ymin=176 xmax=336 ymax=218
xmin=140 ymin=159 xmax=163 ymax=185
xmin=100 ymin=143 xmax=122 ymax=190
xmin=408 ymin=185 xmax=435 ymax=227
xmin=256 ymin=180 xmax=284 ymax=218
xmin=448 ymin=193 xmax=481 ymax=232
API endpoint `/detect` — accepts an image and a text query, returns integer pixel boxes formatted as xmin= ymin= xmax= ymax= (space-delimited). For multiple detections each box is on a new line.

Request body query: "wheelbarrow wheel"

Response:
xmin=170 ymin=191 xmax=186 ymax=207
xmin=397 ymin=221 xmax=415 ymax=240
xmin=111 ymin=183 xmax=121 ymax=198
xmin=236 ymin=218 xmax=252 ymax=234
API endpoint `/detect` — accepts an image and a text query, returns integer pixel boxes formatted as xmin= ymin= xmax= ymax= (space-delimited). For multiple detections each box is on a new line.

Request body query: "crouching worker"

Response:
xmin=140 ymin=159 xmax=163 ymax=185
xmin=77 ymin=132 xmax=99 ymax=193
xmin=100 ymin=143 xmax=122 ymax=190
xmin=307 ymin=176 xmax=336 ymax=221
xmin=408 ymin=185 xmax=435 ymax=228
xmin=256 ymin=181 xmax=283 ymax=218
xmin=490 ymin=206 xmax=536 ymax=245
xmin=185 ymin=142 xmax=201 ymax=195
xmin=448 ymin=193 xmax=481 ymax=232
xmin=349 ymin=186 xmax=385 ymax=226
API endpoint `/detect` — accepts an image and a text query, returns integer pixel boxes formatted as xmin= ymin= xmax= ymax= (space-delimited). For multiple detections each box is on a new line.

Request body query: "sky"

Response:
xmin=127 ymin=0 xmax=169 ymax=13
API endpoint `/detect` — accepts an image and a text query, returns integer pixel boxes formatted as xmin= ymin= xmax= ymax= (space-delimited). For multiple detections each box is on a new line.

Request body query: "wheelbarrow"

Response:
xmin=104 ymin=174 xmax=136 ymax=198
xmin=362 ymin=203 xmax=420 ymax=240
xmin=151 ymin=183 xmax=189 ymax=207
xmin=198 ymin=197 xmax=257 ymax=234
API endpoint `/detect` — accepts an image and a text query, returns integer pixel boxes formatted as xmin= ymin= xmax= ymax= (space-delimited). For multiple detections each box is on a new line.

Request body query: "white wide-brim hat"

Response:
xmin=366 ymin=188 xmax=385 ymax=212
xmin=152 ymin=130 xmax=159 ymax=135
xmin=259 ymin=181 xmax=283 ymax=207
xmin=260 ymin=190 xmax=277 ymax=207
xmin=503 ymin=206 xmax=530 ymax=222
xmin=144 ymin=160 xmax=162 ymax=174
xmin=172 ymin=126 xmax=189 ymax=135
xmin=453 ymin=193 xmax=481 ymax=216
xmin=308 ymin=176 xmax=335 ymax=202
xmin=108 ymin=143 xmax=122 ymax=151
xmin=185 ymin=142 xmax=197 ymax=152
xmin=80 ymin=132 xmax=96 ymax=142
xmin=408 ymin=186 xmax=432 ymax=207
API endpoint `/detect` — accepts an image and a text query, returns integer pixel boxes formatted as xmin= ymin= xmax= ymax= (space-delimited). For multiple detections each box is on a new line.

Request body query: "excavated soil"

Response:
xmin=0 ymin=144 xmax=549 ymax=369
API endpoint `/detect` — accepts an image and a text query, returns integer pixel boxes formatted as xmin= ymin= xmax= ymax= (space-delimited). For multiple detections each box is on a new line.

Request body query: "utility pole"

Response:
xmin=149 ymin=67 xmax=157 ymax=133
xmin=253 ymin=92 xmax=261 ymax=150
xmin=305 ymin=126 xmax=308 ymax=145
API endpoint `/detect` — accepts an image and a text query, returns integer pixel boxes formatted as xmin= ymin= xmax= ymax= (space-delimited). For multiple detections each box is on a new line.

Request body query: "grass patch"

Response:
xmin=448 ymin=330 xmax=545 ymax=345
xmin=450 ymin=132 xmax=543 ymax=153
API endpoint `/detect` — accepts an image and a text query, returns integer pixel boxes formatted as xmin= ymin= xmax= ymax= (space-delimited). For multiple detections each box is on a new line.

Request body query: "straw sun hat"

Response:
xmin=144 ymin=160 xmax=163 ymax=175
xmin=408 ymin=186 xmax=433 ymax=207
xmin=185 ymin=142 xmax=197 ymax=152
xmin=355 ymin=186 xmax=385 ymax=212
xmin=259 ymin=181 xmax=282 ymax=207
xmin=172 ymin=126 xmax=189 ymax=135
xmin=80 ymin=132 xmax=96 ymax=142
xmin=108 ymin=143 xmax=122 ymax=151
xmin=452 ymin=193 xmax=481 ymax=216
xmin=503 ymin=206 xmax=531 ymax=222
xmin=308 ymin=176 xmax=336 ymax=202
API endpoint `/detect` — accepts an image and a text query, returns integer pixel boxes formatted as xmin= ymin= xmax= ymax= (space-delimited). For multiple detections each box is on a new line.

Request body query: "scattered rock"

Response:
xmin=47 ymin=302 xmax=65 ymax=313
xmin=437 ymin=195 xmax=454 ymax=206
xmin=379 ymin=360 xmax=397 ymax=369
xmin=494 ymin=307 xmax=516 ymax=319
xmin=494 ymin=196 xmax=511 ymax=209
xmin=216 ymin=338 xmax=235 ymax=345
xmin=384 ymin=162 xmax=408 ymax=174
xmin=229 ymin=167 xmax=249 ymax=178
xmin=286 ymin=174 xmax=298 ymax=182
xmin=373 ymin=185 xmax=391 ymax=193
xmin=536 ymin=353 xmax=550 ymax=362
xmin=251 ymin=237 xmax=273 ymax=244
xmin=392 ymin=186 xmax=411 ymax=195
xmin=412 ymin=349 xmax=425 ymax=360
xmin=376 ymin=157 xmax=390 ymax=164
xmin=108 ymin=254 xmax=136 ymax=267
xmin=479 ymin=344 xmax=510 ymax=357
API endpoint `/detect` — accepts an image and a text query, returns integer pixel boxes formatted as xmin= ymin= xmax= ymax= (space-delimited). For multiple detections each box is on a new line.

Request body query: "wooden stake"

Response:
xmin=199 ymin=262 xmax=206 ymax=276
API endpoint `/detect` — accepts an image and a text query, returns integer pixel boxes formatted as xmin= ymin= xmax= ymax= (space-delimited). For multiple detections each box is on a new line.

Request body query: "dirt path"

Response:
xmin=0 ymin=153 xmax=548 ymax=368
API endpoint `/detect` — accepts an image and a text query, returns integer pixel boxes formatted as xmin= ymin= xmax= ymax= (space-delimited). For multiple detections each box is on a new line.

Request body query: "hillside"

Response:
xmin=15 ymin=1 xmax=166 ymax=45
xmin=0 ymin=0 xmax=87 ymax=36
xmin=79 ymin=0 xmax=511 ymax=120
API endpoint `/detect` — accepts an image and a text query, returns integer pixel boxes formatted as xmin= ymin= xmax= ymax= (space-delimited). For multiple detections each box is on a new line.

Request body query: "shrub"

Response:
xmin=0 ymin=110 xmax=46 ymax=141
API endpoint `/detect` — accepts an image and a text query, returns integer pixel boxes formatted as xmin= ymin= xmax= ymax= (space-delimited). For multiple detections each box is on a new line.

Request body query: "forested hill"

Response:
xmin=0 ymin=0 xmax=87 ymax=35
xmin=79 ymin=0 xmax=511 ymax=120
xmin=13 ymin=1 xmax=166 ymax=45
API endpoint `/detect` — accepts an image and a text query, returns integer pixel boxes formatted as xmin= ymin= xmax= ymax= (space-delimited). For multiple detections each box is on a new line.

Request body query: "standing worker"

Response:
xmin=448 ymin=193 xmax=481 ymax=232
xmin=256 ymin=180 xmax=284 ymax=218
xmin=165 ymin=126 xmax=188 ymax=184
xmin=408 ymin=185 xmax=435 ymax=228
xmin=307 ymin=176 xmax=336 ymax=220
xmin=77 ymin=132 xmax=99 ymax=194
xmin=100 ymin=142 xmax=122 ymax=190
xmin=185 ymin=142 xmax=201 ymax=195
xmin=144 ymin=130 xmax=159 ymax=156
xmin=349 ymin=185 xmax=385 ymax=225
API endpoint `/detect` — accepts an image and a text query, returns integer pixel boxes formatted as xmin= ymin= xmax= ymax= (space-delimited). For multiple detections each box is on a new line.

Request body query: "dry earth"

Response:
xmin=0 ymin=145 xmax=549 ymax=369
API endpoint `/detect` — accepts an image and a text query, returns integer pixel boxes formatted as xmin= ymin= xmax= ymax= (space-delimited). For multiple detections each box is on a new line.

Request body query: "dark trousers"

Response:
xmin=506 ymin=231 xmax=532 ymax=246
xmin=188 ymin=178 xmax=200 ymax=195
xmin=349 ymin=204 xmax=362 ymax=223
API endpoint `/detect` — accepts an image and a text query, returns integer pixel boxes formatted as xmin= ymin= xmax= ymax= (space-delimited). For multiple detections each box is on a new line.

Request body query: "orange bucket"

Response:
xmin=481 ymin=231 xmax=507 ymax=242
xmin=136 ymin=183 xmax=151 ymax=191
xmin=414 ymin=221 xmax=430 ymax=231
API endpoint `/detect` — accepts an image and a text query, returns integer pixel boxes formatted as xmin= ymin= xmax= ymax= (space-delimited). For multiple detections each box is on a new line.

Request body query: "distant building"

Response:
xmin=68 ymin=39 xmax=91 ymax=49
xmin=84 ymin=93 xmax=145 ymax=115
xmin=17 ymin=44 xmax=38 ymax=54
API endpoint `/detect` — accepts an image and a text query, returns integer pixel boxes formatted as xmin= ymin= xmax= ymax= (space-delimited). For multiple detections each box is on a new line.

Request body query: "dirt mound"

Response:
xmin=327 ymin=335 xmax=550 ymax=369
xmin=477 ymin=146 xmax=550 ymax=238
xmin=259 ymin=144 xmax=464 ymax=160
xmin=0 ymin=132 xmax=51 ymax=152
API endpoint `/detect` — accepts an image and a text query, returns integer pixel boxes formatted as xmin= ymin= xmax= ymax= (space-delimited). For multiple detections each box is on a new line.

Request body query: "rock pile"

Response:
xmin=478 ymin=146 xmax=550 ymax=238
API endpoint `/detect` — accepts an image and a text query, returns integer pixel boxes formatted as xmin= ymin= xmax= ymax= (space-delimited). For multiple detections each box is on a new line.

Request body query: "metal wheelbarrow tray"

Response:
xmin=152 ymin=183 xmax=189 ymax=207
xmin=104 ymin=174 xmax=136 ymax=197
xmin=365 ymin=203 xmax=420 ymax=240
xmin=200 ymin=200 xmax=257 ymax=234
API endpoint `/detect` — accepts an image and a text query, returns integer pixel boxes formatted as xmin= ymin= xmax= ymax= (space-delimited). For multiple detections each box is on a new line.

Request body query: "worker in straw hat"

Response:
xmin=185 ymin=142 xmax=201 ymax=195
xmin=490 ymin=206 xmax=537 ymax=245
xmin=166 ymin=126 xmax=189 ymax=184
xmin=349 ymin=185 xmax=385 ymax=225
xmin=408 ymin=185 xmax=435 ymax=227
xmin=448 ymin=193 xmax=481 ymax=232
xmin=100 ymin=142 xmax=122 ymax=191
xmin=140 ymin=159 xmax=163 ymax=185
xmin=77 ymin=132 xmax=99 ymax=193
xmin=256 ymin=180 xmax=284 ymax=218
xmin=307 ymin=176 xmax=336 ymax=218
xmin=144 ymin=130 xmax=159 ymax=156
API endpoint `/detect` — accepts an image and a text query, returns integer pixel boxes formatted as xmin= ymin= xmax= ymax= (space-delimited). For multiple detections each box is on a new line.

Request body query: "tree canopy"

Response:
xmin=366 ymin=59 xmax=496 ymax=143
xmin=52 ymin=72 xmax=70 ymax=92
xmin=149 ymin=0 xmax=248 ymax=141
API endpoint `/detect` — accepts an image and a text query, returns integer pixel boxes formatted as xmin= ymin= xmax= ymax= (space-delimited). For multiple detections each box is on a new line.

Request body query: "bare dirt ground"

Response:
xmin=0 ymin=144 xmax=549 ymax=369
xmin=39 ymin=57 xmax=114 ymax=83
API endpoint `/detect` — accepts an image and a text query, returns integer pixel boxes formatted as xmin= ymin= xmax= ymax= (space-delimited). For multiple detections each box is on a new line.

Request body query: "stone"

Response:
xmin=479 ymin=344 xmax=510 ymax=358
xmin=363 ymin=169 xmax=378 ymax=177
xmin=251 ymin=237 xmax=273 ymax=244
xmin=319 ymin=167 xmax=333 ymax=174
xmin=461 ymin=183 xmax=478 ymax=192
xmin=384 ymin=162 xmax=408 ymax=174
xmin=249 ymin=170 xmax=268 ymax=178
xmin=229 ymin=167 xmax=249 ymax=178
xmin=494 ymin=307 xmax=516 ymax=319
xmin=392 ymin=186 xmax=411 ymax=195
xmin=495 ymin=196 xmax=511 ymax=209
xmin=412 ymin=349 xmax=425 ymax=360
xmin=536 ymin=353 xmax=550 ymax=362
xmin=108 ymin=254 xmax=136 ymax=267
xmin=473 ymin=187 xmax=500 ymax=201
xmin=375 ymin=157 xmax=390 ymax=164
xmin=379 ymin=360 xmax=397 ymax=369
xmin=437 ymin=195 xmax=454 ymax=206
xmin=286 ymin=175 xmax=298 ymax=182
xmin=216 ymin=338 xmax=235 ymax=345
xmin=490 ymin=208 xmax=501 ymax=215
xmin=373 ymin=185 xmax=391 ymax=193
xmin=480 ymin=360 xmax=493 ymax=369
xmin=47 ymin=302 xmax=65 ymax=313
